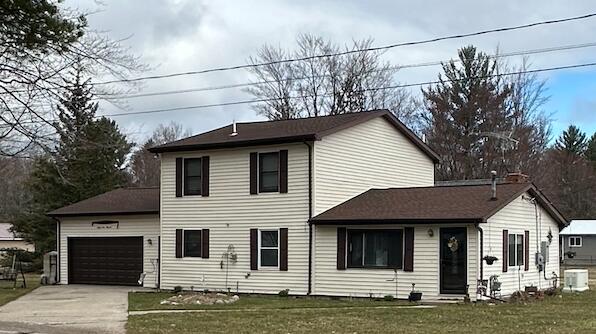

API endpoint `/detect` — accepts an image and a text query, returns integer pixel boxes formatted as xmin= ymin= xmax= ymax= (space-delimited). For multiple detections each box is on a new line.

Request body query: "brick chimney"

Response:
xmin=505 ymin=172 xmax=529 ymax=183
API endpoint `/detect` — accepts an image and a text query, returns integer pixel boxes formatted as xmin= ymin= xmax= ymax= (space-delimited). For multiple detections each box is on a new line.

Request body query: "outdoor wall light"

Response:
xmin=147 ymin=238 xmax=153 ymax=245
xmin=427 ymin=228 xmax=434 ymax=237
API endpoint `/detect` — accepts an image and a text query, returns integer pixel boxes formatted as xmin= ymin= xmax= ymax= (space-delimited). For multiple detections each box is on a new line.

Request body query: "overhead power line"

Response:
xmin=91 ymin=12 xmax=596 ymax=86
xmin=102 ymin=41 xmax=596 ymax=100
xmin=4 ymin=60 xmax=596 ymax=128
xmin=98 ymin=61 xmax=596 ymax=118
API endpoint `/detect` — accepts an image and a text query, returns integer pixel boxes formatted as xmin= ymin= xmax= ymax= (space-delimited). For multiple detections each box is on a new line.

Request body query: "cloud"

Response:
xmin=67 ymin=0 xmax=596 ymax=143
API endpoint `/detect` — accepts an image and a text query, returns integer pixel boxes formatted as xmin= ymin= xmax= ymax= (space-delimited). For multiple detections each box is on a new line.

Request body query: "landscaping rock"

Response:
xmin=160 ymin=292 xmax=240 ymax=306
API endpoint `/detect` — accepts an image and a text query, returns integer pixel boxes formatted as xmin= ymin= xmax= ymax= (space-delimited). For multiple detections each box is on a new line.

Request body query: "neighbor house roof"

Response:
xmin=48 ymin=187 xmax=159 ymax=217
xmin=0 ymin=223 xmax=22 ymax=241
xmin=310 ymin=182 xmax=568 ymax=228
xmin=149 ymin=110 xmax=440 ymax=163
xmin=560 ymin=220 xmax=596 ymax=235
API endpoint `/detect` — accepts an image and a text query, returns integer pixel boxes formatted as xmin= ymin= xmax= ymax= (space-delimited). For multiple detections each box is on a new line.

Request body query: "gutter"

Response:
xmin=51 ymin=217 xmax=61 ymax=283
xmin=304 ymin=141 xmax=313 ymax=295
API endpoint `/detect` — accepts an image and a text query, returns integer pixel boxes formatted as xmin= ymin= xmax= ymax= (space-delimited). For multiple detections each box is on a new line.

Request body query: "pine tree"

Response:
xmin=555 ymin=125 xmax=587 ymax=156
xmin=13 ymin=67 xmax=133 ymax=252
xmin=586 ymin=132 xmax=596 ymax=162
xmin=422 ymin=46 xmax=513 ymax=180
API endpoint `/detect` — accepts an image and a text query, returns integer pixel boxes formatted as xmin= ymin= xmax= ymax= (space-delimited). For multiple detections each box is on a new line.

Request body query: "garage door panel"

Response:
xmin=68 ymin=237 xmax=143 ymax=286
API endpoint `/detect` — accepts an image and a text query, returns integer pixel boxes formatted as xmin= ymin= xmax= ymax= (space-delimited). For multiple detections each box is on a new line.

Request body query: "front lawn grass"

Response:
xmin=127 ymin=290 xmax=596 ymax=334
xmin=0 ymin=273 xmax=40 ymax=306
xmin=129 ymin=291 xmax=406 ymax=311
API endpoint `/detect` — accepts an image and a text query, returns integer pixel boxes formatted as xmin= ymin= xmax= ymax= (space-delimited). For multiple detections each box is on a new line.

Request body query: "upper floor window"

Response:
xmin=347 ymin=229 xmax=403 ymax=269
xmin=569 ymin=236 xmax=582 ymax=247
xmin=259 ymin=152 xmax=279 ymax=193
xmin=508 ymin=233 xmax=524 ymax=267
xmin=184 ymin=158 xmax=202 ymax=196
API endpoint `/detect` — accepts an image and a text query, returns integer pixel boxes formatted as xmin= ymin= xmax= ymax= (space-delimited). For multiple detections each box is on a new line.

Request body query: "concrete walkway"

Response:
xmin=0 ymin=285 xmax=130 ymax=334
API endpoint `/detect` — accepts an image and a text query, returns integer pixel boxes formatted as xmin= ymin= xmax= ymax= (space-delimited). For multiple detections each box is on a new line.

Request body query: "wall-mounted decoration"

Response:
xmin=91 ymin=220 xmax=119 ymax=229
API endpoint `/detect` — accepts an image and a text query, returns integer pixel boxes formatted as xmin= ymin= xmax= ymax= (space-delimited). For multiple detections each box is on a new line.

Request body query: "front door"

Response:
xmin=440 ymin=227 xmax=467 ymax=294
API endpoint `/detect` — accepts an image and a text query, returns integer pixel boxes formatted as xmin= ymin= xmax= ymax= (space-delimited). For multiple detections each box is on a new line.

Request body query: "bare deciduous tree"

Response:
xmin=130 ymin=122 xmax=192 ymax=187
xmin=0 ymin=1 xmax=145 ymax=157
xmin=245 ymin=34 xmax=418 ymax=126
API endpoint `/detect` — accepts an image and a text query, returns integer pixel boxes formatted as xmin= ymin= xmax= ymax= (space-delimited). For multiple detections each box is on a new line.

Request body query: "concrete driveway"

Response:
xmin=0 ymin=285 xmax=130 ymax=334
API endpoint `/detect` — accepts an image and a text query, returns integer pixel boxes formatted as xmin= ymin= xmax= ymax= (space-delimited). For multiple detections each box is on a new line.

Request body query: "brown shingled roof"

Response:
xmin=310 ymin=183 xmax=567 ymax=228
xmin=149 ymin=110 xmax=439 ymax=163
xmin=48 ymin=187 xmax=159 ymax=217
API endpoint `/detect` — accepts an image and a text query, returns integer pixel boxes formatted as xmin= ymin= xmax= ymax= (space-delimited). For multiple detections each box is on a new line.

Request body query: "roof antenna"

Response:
xmin=230 ymin=120 xmax=238 ymax=137
xmin=490 ymin=170 xmax=497 ymax=200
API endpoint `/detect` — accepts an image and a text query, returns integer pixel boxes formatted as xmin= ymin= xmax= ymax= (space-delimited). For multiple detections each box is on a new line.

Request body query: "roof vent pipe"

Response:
xmin=490 ymin=170 xmax=497 ymax=201
xmin=230 ymin=120 xmax=238 ymax=137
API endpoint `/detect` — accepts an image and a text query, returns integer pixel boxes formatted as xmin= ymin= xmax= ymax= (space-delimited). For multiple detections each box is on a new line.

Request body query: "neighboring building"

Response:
xmin=0 ymin=223 xmax=34 ymax=252
xmin=560 ymin=220 xmax=596 ymax=265
xmin=49 ymin=110 xmax=567 ymax=300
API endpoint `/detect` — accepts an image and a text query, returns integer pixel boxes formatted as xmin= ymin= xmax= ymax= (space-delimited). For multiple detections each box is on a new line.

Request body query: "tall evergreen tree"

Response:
xmin=422 ymin=46 xmax=513 ymax=180
xmin=13 ymin=67 xmax=133 ymax=252
xmin=555 ymin=125 xmax=587 ymax=156
xmin=585 ymin=132 xmax=596 ymax=162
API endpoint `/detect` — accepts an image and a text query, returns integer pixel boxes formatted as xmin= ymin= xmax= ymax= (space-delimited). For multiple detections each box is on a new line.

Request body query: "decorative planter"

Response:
xmin=408 ymin=292 xmax=422 ymax=302
xmin=483 ymin=256 xmax=498 ymax=265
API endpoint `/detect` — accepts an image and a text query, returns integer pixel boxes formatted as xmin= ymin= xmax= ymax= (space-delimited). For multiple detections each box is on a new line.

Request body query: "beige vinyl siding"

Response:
xmin=481 ymin=192 xmax=560 ymax=296
xmin=58 ymin=214 xmax=160 ymax=288
xmin=313 ymin=224 xmax=477 ymax=301
xmin=159 ymin=143 xmax=310 ymax=294
xmin=313 ymin=117 xmax=435 ymax=215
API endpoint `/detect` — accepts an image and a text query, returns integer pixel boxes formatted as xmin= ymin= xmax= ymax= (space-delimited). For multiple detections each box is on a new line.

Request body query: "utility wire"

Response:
xmin=102 ymin=41 xmax=596 ymax=100
xmin=98 ymin=61 xmax=596 ymax=118
xmin=89 ymin=12 xmax=596 ymax=86
xmin=4 ymin=60 xmax=596 ymax=126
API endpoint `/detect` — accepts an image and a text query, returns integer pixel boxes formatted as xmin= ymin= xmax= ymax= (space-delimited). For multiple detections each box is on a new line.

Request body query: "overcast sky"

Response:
xmin=69 ymin=0 xmax=596 ymax=144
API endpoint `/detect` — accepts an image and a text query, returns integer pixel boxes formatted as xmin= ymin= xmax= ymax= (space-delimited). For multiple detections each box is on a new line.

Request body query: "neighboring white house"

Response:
xmin=0 ymin=223 xmax=34 ymax=253
xmin=49 ymin=110 xmax=567 ymax=300
xmin=560 ymin=220 xmax=596 ymax=265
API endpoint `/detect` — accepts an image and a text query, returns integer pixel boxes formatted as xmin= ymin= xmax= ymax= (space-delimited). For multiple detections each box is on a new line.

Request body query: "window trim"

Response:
xmin=258 ymin=152 xmax=279 ymax=193
xmin=508 ymin=233 xmax=525 ymax=267
xmin=569 ymin=236 xmax=582 ymax=247
xmin=258 ymin=229 xmax=280 ymax=268
xmin=183 ymin=157 xmax=202 ymax=196
xmin=346 ymin=229 xmax=404 ymax=269
xmin=183 ymin=229 xmax=202 ymax=257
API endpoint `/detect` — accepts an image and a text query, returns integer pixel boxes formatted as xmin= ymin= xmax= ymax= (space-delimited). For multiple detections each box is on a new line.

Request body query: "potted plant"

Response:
xmin=483 ymin=255 xmax=498 ymax=265
xmin=408 ymin=283 xmax=422 ymax=302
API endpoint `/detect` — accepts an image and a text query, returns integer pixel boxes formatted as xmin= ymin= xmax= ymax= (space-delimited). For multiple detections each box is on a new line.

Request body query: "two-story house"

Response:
xmin=49 ymin=110 xmax=567 ymax=300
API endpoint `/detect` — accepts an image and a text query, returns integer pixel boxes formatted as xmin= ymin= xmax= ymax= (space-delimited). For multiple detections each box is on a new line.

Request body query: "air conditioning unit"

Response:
xmin=562 ymin=269 xmax=589 ymax=292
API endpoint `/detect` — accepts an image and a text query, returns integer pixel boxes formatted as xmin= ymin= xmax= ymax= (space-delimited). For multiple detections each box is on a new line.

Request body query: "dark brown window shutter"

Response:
xmin=404 ymin=227 xmax=415 ymax=272
xmin=201 ymin=156 xmax=210 ymax=197
xmin=280 ymin=228 xmax=288 ymax=271
xmin=175 ymin=229 xmax=183 ymax=258
xmin=524 ymin=230 xmax=530 ymax=271
xmin=175 ymin=158 xmax=183 ymax=197
xmin=279 ymin=150 xmax=288 ymax=193
xmin=502 ymin=229 xmax=508 ymax=272
xmin=249 ymin=152 xmax=258 ymax=195
xmin=250 ymin=228 xmax=258 ymax=270
xmin=202 ymin=229 xmax=210 ymax=259
xmin=337 ymin=227 xmax=346 ymax=270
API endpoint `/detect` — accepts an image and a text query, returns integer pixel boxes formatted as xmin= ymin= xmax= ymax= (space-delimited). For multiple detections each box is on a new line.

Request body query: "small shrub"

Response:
xmin=384 ymin=295 xmax=394 ymax=301
xmin=173 ymin=286 xmax=183 ymax=293
xmin=278 ymin=289 xmax=290 ymax=297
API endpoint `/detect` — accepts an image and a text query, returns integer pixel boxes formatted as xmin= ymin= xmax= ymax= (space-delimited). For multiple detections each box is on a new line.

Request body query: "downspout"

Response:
xmin=475 ymin=223 xmax=483 ymax=284
xmin=304 ymin=141 xmax=313 ymax=295
xmin=51 ymin=217 xmax=61 ymax=283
